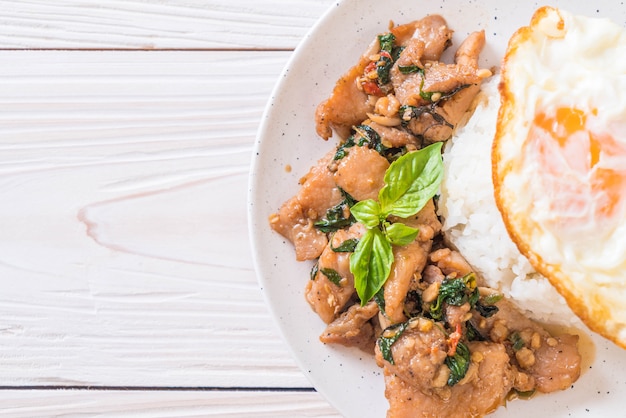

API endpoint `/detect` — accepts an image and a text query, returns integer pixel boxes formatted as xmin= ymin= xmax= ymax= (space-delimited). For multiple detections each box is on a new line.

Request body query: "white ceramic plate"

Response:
xmin=249 ymin=1 xmax=626 ymax=416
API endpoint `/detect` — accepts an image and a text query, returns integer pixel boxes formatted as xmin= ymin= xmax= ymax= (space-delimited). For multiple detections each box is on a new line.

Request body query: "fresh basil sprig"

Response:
xmin=349 ymin=142 xmax=444 ymax=304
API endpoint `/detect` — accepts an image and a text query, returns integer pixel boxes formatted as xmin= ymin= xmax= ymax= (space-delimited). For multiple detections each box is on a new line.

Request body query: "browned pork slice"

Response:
xmin=390 ymin=15 xmax=453 ymax=58
xmin=375 ymin=318 xmax=448 ymax=388
xmin=333 ymin=145 xmax=389 ymax=201
xmin=305 ymin=223 xmax=365 ymax=323
xmin=269 ymin=150 xmax=343 ymax=261
xmin=320 ymin=300 xmax=380 ymax=352
xmin=395 ymin=30 xmax=489 ymax=142
xmin=470 ymin=297 xmax=582 ymax=393
xmin=365 ymin=121 xmax=421 ymax=148
xmin=315 ymin=15 xmax=453 ymax=140
xmin=429 ymin=247 xmax=473 ymax=278
xmin=529 ymin=333 xmax=581 ymax=393
xmin=423 ymin=29 xmax=488 ymax=139
xmin=383 ymin=200 xmax=442 ymax=324
xmin=375 ymin=319 xmax=514 ymax=418
xmin=392 ymin=60 xmax=483 ymax=109
xmin=383 ymin=239 xmax=430 ymax=324
xmin=380 ymin=344 xmax=514 ymax=418
xmin=314 ymin=39 xmax=378 ymax=140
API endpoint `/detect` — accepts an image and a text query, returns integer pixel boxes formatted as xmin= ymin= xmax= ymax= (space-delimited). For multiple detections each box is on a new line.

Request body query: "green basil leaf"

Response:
xmin=403 ymin=289 xmax=423 ymax=319
xmin=379 ymin=142 xmax=443 ymax=218
xmin=378 ymin=33 xmax=395 ymax=53
xmin=475 ymin=302 xmax=499 ymax=318
xmin=310 ymin=262 xmax=319 ymax=281
xmin=482 ymin=292 xmax=504 ymax=305
xmin=385 ymin=223 xmax=419 ymax=246
xmin=314 ymin=190 xmax=356 ymax=232
xmin=420 ymin=89 xmax=435 ymax=101
xmin=513 ymin=389 xmax=537 ymax=399
xmin=391 ymin=45 xmax=405 ymax=62
xmin=466 ymin=321 xmax=486 ymax=342
xmin=350 ymin=228 xmax=393 ymax=305
xmin=330 ymin=237 xmax=359 ymax=253
xmin=374 ymin=287 xmax=386 ymax=315
xmin=399 ymin=65 xmax=423 ymax=75
xmin=430 ymin=277 xmax=468 ymax=320
xmin=508 ymin=331 xmax=525 ymax=351
xmin=320 ymin=268 xmax=343 ymax=286
xmin=377 ymin=320 xmax=410 ymax=365
xmin=350 ymin=199 xmax=382 ymax=229
xmin=446 ymin=341 xmax=471 ymax=386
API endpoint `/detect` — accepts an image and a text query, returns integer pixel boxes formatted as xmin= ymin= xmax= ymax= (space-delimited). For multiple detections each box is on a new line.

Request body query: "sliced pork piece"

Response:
xmin=390 ymin=15 xmax=453 ymax=58
xmin=315 ymin=15 xmax=453 ymax=140
xmin=392 ymin=61 xmax=483 ymax=109
xmin=429 ymin=247 xmax=473 ymax=278
xmin=375 ymin=318 xmax=449 ymax=388
xmin=421 ymin=29 xmax=488 ymax=139
xmin=422 ymin=264 xmax=445 ymax=285
xmin=383 ymin=239 xmax=430 ymax=324
xmin=380 ymin=343 xmax=514 ymax=418
xmin=471 ymin=297 xmax=582 ymax=393
xmin=394 ymin=30 xmax=489 ymax=142
xmin=320 ymin=300 xmax=379 ymax=352
xmin=375 ymin=319 xmax=514 ymax=418
xmin=333 ymin=145 xmax=389 ymax=201
xmin=383 ymin=200 xmax=441 ymax=324
xmin=314 ymin=39 xmax=378 ymax=140
xmin=365 ymin=121 xmax=420 ymax=148
xmin=305 ymin=223 xmax=365 ymax=323
xmin=529 ymin=333 xmax=581 ymax=393
xmin=398 ymin=199 xmax=443 ymax=240
xmin=269 ymin=150 xmax=343 ymax=261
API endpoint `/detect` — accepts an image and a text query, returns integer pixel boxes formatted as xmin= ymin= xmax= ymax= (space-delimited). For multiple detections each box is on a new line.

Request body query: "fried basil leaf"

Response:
xmin=320 ymin=268 xmax=343 ymax=286
xmin=446 ymin=341 xmax=471 ymax=386
xmin=377 ymin=320 xmax=410 ymax=365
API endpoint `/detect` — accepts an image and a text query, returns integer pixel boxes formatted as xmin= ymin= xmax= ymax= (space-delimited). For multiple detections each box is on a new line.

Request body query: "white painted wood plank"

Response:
xmin=0 ymin=390 xmax=341 ymax=417
xmin=0 ymin=0 xmax=335 ymax=49
xmin=0 ymin=50 xmax=315 ymax=388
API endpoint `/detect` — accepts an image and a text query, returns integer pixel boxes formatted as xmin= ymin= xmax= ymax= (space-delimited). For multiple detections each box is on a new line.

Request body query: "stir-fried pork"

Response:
xmin=398 ymin=30 xmax=489 ymax=142
xmin=269 ymin=150 xmax=343 ymax=260
xmin=429 ymin=248 xmax=473 ymax=278
xmin=365 ymin=121 xmax=421 ymax=148
xmin=271 ymin=14 xmax=584 ymax=418
xmin=333 ymin=145 xmax=390 ymax=201
xmin=305 ymin=223 xmax=365 ymax=323
xmin=391 ymin=15 xmax=453 ymax=59
xmin=471 ymin=297 xmax=582 ymax=393
xmin=383 ymin=200 xmax=441 ymax=324
xmin=315 ymin=15 xmax=454 ymax=140
xmin=320 ymin=300 xmax=380 ymax=352
xmin=375 ymin=320 xmax=515 ymax=418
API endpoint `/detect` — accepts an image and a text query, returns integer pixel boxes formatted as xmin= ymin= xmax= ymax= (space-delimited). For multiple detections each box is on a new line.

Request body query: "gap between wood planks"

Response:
xmin=0 ymin=47 xmax=294 ymax=52
xmin=0 ymin=43 xmax=302 ymax=394
xmin=0 ymin=386 xmax=315 ymax=392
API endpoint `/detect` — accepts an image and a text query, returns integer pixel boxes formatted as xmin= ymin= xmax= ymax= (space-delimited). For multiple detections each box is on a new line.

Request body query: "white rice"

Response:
xmin=438 ymin=76 xmax=578 ymax=325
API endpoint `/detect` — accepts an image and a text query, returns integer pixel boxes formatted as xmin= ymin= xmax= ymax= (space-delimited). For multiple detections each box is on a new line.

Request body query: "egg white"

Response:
xmin=493 ymin=6 xmax=626 ymax=347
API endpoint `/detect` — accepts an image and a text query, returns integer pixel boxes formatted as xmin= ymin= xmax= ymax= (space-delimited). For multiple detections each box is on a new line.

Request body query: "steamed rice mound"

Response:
xmin=438 ymin=76 xmax=578 ymax=325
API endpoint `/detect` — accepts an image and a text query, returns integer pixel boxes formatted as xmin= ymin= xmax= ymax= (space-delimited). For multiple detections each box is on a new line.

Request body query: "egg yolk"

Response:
xmin=526 ymin=107 xmax=626 ymax=226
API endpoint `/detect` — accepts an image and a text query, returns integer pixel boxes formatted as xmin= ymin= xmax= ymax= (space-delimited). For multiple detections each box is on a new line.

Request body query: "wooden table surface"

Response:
xmin=0 ymin=0 xmax=341 ymax=416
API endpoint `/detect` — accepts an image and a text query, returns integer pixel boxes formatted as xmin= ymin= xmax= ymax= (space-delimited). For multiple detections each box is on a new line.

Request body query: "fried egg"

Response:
xmin=493 ymin=6 xmax=626 ymax=347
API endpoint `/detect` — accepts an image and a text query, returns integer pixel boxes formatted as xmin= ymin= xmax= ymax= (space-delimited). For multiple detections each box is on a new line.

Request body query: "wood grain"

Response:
xmin=0 ymin=0 xmax=346 ymax=415
xmin=0 ymin=389 xmax=341 ymax=417
xmin=0 ymin=0 xmax=335 ymax=50
xmin=0 ymin=50 xmax=315 ymax=388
